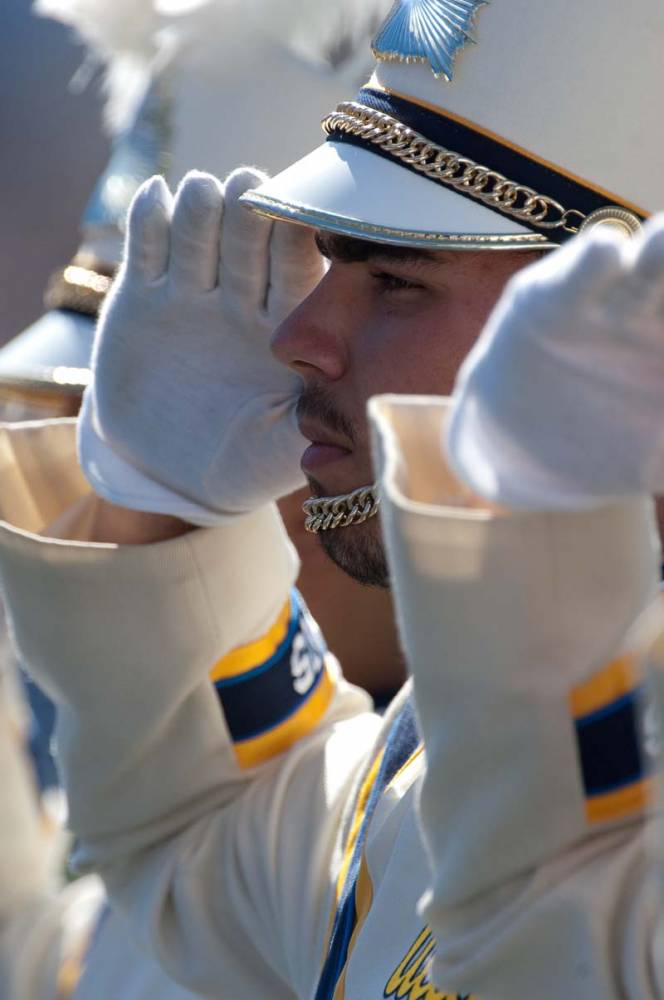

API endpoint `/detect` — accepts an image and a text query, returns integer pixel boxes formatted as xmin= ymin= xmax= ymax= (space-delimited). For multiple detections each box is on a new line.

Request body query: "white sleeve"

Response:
xmin=370 ymin=395 xmax=664 ymax=1000
xmin=0 ymin=420 xmax=380 ymax=999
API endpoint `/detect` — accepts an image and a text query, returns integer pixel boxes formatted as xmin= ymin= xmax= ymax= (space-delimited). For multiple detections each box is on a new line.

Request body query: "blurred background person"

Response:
xmin=0 ymin=0 xmax=109 ymax=350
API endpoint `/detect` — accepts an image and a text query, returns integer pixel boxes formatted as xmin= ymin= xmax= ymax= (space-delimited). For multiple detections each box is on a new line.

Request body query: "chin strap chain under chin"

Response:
xmin=302 ymin=484 xmax=380 ymax=534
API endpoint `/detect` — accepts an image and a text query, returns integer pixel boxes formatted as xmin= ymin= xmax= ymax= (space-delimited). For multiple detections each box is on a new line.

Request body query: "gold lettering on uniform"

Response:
xmin=384 ymin=928 xmax=473 ymax=1000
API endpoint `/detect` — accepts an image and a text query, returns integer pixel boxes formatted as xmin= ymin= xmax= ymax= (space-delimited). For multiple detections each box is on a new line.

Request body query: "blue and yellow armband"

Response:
xmin=210 ymin=590 xmax=334 ymax=768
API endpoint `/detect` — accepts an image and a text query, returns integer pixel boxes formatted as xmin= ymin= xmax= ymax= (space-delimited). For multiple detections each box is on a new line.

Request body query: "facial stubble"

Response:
xmin=297 ymin=386 xmax=390 ymax=587
xmin=306 ymin=475 xmax=390 ymax=588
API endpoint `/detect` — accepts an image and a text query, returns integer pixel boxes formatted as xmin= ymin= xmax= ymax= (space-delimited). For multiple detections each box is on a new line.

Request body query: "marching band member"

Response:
xmin=1 ymin=1 xmax=663 ymax=997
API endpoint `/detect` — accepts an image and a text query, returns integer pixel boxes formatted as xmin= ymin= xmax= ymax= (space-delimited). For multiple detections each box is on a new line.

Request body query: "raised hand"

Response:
xmin=447 ymin=218 xmax=664 ymax=509
xmin=79 ymin=169 xmax=325 ymax=522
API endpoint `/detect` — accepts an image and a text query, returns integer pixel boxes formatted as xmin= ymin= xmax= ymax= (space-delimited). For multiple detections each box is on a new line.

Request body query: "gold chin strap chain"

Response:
xmin=303 ymin=484 xmax=380 ymax=534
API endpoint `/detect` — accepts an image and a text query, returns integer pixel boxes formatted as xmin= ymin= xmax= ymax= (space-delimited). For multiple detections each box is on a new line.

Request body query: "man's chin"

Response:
xmin=317 ymin=517 xmax=390 ymax=589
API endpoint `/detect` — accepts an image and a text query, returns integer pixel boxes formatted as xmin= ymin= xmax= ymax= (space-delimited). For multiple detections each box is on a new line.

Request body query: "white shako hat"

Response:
xmin=244 ymin=0 xmax=662 ymax=535
xmin=0 ymin=0 xmax=383 ymax=407
xmin=244 ymin=0 xmax=661 ymax=252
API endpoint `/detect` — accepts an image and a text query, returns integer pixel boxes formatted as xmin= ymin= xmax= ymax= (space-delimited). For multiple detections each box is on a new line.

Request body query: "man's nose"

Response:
xmin=271 ymin=272 xmax=349 ymax=383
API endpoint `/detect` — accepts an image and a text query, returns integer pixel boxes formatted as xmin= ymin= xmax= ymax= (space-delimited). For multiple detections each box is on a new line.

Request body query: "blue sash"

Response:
xmin=314 ymin=699 xmax=420 ymax=1000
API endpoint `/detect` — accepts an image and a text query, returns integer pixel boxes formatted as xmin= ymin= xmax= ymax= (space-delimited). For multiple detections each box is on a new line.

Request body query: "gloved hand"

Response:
xmin=78 ymin=168 xmax=324 ymax=524
xmin=446 ymin=216 xmax=664 ymax=509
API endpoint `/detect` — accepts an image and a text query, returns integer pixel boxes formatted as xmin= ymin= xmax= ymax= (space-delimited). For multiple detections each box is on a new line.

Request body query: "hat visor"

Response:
xmin=242 ymin=141 xmax=555 ymax=251
xmin=0 ymin=310 xmax=93 ymax=392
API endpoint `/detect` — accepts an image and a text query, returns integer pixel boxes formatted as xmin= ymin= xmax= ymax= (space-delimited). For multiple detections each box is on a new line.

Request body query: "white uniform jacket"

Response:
xmin=0 ymin=398 xmax=661 ymax=1000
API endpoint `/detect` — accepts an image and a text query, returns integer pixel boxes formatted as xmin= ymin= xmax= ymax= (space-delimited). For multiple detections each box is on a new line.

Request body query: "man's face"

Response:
xmin=271 ymin=231 xmax=540 ymax=586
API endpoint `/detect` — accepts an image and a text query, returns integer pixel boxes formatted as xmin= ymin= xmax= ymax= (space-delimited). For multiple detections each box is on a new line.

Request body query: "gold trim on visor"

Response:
xmin=303 ymin=485 xmax=380 ymax=534
xmin=244 ymin=192 xmax=554 ymax=252
xmin=323 ymin=102 xmax=639 ymax=239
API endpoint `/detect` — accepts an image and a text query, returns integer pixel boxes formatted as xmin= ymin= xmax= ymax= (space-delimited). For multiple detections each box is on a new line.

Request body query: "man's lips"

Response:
xmin=301 ymin=442 xmax=352 ymax=472
xmin=298 ymin=419 xmax=353 ymax=473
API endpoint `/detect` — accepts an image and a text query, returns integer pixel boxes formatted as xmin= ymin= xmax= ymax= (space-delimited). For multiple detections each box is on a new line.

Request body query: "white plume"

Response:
xmin=34 ymin=0 xmax=162 ymax=132
xmin=154 ymin=0 xmax=211 ymax=12
xmin=35 ymin=0 xmax=159 ymax=58
xmin=251 ymin=0 xmax=392 ymax=69
xmin=168 ymin=0 xmax=391 ymax=69
xmin=34 ymin=0 xmax=390 ymax=131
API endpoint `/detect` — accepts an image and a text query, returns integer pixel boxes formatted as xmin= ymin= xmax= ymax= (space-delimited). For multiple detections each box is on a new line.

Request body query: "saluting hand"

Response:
xmin=78 ymin=168 xmax=324 ymax=524
xmin=447 ymin=217 xmax=664 ymax=509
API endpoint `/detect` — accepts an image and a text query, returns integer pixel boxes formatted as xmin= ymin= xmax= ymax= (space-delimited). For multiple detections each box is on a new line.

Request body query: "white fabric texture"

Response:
xmin=0 ymin=417 xmax=661 ymax=998
xmin=447 ymin=217 xmax=664 ymax=509
xmin=79 ymin=168 xmax=324 ymax=523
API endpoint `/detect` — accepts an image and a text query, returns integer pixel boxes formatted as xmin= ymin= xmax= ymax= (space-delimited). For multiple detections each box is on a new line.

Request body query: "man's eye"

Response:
xmin=372 ymin=271 xmax=423 ymax=293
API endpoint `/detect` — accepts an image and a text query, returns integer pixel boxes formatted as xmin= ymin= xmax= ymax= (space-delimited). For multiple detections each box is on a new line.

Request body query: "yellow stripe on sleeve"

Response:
xmin=569 ymin=655 xmax=642 ymax=720
xmin=209 ymin=600 xmax=291 ymax=683
xmin=585 ymin=776 xmax=654 ymax=825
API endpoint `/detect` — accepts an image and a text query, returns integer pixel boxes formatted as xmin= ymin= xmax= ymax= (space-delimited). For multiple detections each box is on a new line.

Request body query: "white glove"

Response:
xmin=447 ymin=216 xmax=664 ymax=509
xmin=79 ymin=168 xmax=324 ymax=523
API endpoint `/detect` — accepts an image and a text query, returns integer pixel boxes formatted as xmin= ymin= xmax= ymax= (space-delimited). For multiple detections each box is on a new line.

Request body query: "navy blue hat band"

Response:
xmin=323 ymin=87 xmax=646 ymax=244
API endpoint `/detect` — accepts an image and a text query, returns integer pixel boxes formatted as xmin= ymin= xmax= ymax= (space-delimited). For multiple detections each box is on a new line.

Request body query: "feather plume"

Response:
xmin=154 ymin=0 xmax=211 ymax=12
xmin=34 ymin=0 xmax=389 ymax=132
xmin=253 ymin=0 xmax=391 ymax=68
xmin=154 ymin=0 xmax=390 ymax=70
xmin=34 ymin=0 xmax=162 ymax=132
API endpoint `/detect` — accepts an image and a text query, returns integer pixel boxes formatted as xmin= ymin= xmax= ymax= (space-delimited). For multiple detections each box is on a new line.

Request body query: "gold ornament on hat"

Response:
xmin=579 ymin=206 xmax=643 ymax=240
xmin=373 ymin=0 xmax=489 ymax=81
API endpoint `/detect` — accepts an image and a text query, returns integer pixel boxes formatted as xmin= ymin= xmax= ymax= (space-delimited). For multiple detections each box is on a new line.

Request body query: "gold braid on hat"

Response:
xmin=44 ymin=257 xmax=115 ymax=319
xmin=303 ymin=484 xmax=379 ymax=534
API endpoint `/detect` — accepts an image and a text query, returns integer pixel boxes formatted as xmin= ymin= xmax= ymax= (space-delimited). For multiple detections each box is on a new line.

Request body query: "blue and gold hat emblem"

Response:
xmin=372 ymin=0 xmax=488 ymax=81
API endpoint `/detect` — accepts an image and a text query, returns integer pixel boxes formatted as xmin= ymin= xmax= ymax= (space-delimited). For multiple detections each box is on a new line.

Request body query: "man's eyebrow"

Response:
xmin=314 ymin=230 xmax=446 ymax=269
